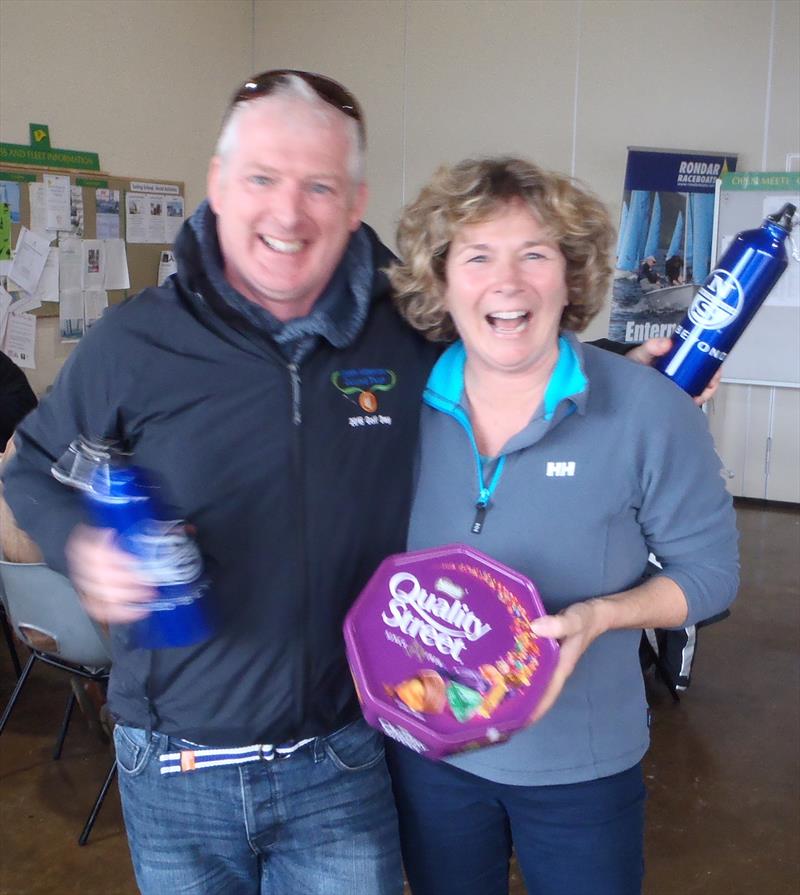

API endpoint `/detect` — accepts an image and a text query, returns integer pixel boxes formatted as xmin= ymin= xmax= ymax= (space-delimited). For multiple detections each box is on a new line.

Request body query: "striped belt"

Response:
xmin=159 ymin=737 xmax=315 ymax=775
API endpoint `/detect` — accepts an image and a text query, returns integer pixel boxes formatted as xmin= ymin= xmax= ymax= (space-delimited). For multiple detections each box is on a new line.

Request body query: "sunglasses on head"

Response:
xmin=228 ymin=69 xmax=365 ymax=147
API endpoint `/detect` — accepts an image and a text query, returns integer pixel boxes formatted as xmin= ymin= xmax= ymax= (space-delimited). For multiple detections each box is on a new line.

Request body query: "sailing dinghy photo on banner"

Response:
xmin=610 ymin=147 xmax=738 ymax=344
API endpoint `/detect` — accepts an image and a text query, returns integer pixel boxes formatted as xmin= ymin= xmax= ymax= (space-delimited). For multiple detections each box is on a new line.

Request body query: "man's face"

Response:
xmin=207 ymin=98 xmax=367 ymax=321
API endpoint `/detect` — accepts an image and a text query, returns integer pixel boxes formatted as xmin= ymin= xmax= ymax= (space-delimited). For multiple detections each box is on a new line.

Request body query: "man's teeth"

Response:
xmin=261 ymin=235 xmax=303 ymax=254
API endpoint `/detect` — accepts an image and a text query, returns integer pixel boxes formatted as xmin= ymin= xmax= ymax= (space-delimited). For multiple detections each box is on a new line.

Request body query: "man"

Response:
xmin=4 ymin=72 xmax=435 ymax=895
xmin=2 ymin=71 xmax=713 ymax=894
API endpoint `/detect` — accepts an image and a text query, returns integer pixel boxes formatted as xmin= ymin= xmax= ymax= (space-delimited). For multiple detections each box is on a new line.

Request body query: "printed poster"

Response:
xmin=608 ymin=147 xmax=738 ymax=344
xmin=95 ymin=188 xmax=121 ymax=239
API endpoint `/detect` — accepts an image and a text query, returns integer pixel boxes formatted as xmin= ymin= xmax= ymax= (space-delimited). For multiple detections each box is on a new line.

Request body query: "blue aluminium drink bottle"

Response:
xmin=654 ymin=203 xmax=797 ymax=396
xmin=52 ymin=437 xmax=214 ymax=649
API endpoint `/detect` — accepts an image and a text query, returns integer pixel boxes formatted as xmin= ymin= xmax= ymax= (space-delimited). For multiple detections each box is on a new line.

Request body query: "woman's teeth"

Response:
xmin=261 ymin=235 xmax=303 ymax=254
xmin=486 ymin=311 xmax=530 ymax=332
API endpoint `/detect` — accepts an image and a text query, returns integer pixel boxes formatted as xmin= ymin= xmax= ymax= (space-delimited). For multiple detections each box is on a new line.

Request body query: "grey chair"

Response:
xmin=0 ymin=571 xmax=23 ymax=677
xmin=0 ymin=560 xmax=117 ymax=845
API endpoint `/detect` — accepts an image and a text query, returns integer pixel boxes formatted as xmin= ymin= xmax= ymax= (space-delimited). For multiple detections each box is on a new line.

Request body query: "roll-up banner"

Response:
xmin=609 ymin=147 xmax=738 ymax=344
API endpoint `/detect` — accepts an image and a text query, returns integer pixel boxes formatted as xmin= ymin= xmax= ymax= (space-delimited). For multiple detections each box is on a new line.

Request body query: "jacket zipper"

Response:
xmin=288 ymin=362 xmax=309 ymax=731
xmin=424 ymin=390 xmax=506 ymax=535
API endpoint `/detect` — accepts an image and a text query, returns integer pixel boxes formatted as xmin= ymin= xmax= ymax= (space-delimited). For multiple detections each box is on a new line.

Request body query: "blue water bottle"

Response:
xmin=52 ymin=437 xmax=214 ymax=649
xmin=654 ymin=203 xmax=796 ymax=396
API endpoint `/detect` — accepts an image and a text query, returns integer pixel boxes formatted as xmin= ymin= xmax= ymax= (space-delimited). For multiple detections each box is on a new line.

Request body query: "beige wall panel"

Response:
xmin=708 ymin=383 xmax=769 ymax=498
xmin=403 ymin=0 xmax=579 ymax=212
xmin=576 ymin=0 xmax=771 ymax=341
xmin=765 ymin=0 xmax=800 ymax=169
xmin=766 ymin=387 xmax=800 ymax=502
xmin=254 ymin=0 xmax=407 ymax=244
xmin=0 ymin=0 xmax=252 ymax=212
xmin=1 ymin=0 xmax=251 ymax=391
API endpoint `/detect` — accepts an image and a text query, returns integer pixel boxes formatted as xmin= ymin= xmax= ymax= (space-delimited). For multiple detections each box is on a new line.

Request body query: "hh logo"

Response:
xmin=546 ymin=461 xmax=576 ymax=477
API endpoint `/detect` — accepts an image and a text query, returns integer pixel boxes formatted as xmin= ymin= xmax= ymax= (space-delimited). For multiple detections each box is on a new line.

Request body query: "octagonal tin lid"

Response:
xmin=344 ymin=544 xmax=559 ymax=760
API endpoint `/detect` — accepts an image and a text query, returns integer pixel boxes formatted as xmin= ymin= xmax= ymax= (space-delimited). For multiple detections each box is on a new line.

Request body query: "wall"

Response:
xmin=1 ymin=0 xmax=798 ymax=393
xmin=0 ymin=0 xmax=253 ymax=392
xmin=254 ymin=0 xmax=800 ymax=342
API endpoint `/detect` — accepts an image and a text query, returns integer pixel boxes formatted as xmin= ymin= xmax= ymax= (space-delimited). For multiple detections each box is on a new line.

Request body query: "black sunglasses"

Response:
xmin=227 ymin=69 xmax=365 ymax=147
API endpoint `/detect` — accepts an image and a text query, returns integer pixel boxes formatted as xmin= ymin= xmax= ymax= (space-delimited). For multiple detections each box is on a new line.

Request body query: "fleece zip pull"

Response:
xmin=423 ymin=389 xmax=506 ymax=535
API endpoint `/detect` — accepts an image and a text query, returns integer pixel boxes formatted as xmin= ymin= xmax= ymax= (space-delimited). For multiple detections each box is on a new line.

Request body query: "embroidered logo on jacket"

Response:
xmin=332 ymin=368 xmax=397 ymax=425
xmin=546 ymin=461 xmax=576 ymax=477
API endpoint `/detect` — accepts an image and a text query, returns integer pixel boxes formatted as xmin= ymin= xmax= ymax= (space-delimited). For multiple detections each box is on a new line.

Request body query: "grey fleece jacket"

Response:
xmin=406 ymin=334 xmax=739 ymax=785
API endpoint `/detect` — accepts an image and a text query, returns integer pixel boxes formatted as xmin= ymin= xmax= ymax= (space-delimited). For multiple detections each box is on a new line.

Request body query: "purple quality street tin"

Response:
xmin=344 ymin=544 xmax=559 ymax=760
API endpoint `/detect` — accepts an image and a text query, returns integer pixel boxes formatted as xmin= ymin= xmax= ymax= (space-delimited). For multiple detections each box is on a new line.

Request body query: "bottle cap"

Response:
xmin=766 ymin=203 xmax=797 ymax=231
xmin=51 ymin=436 xmax=119 ymax=492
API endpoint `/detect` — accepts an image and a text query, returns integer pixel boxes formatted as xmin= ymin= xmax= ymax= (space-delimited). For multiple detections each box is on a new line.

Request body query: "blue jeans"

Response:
xmin=114 ymin=719 xmax=404 ymax=895
xmin=386 ymin=742 xmax=645 ymax=895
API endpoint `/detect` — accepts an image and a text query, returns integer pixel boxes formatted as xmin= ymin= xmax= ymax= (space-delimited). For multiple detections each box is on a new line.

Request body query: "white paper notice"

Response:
xmin=96 ymin=189 xmax=121 ymax=239
xmin=62 ymin=185 xmax=85 ymax=237
xmin=9 ymin=293 xmax=42 ymax=314
xmin=23 ymin=246 xmax=59 ymax=302
xmin=0 ymin=285 xmax=12 ymax=342
xmin=28 ymin=182 xmax=47 ymax=233
xmin=164 ymin=196 xmax=184 ymax=242
xmin=147 ymin=195 xmax=166 ymax=243
xmin=81 ymin=239 xmax=105 ymax=290
xmin=103 ymin=239 xmax=130 ymax=289
xmin=44 ymin=173 xmax=71 ymax=231
xmin=59 ymin=236 xmax=82 ymax=291
xmin=59 ymin=288 xmax=84 ymax=341
xmin=8 ymin=227 xmax=52 ymax=294
xmin=3 ymin=311 xmax=36 ymax=368
xmin=157 ymin=250 xmax=177 ymax=286
xmin=126 ymin=192 xmax=147 ymax=243
xmin=84 ymin=289 xmax=108 ymax=328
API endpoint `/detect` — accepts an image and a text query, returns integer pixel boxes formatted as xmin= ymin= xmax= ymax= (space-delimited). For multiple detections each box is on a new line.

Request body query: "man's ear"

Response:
xmin=207 ymin=156 xmax=223 ymax=214
xmin=348 ymin=182 xmax=369 ymax=231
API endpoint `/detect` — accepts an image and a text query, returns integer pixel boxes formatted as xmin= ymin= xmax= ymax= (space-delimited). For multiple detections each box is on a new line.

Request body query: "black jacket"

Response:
xmin=3 ymin=209 xmax=439 ymax=746
xmin=0 ymin=351 xmax=37 ymax=450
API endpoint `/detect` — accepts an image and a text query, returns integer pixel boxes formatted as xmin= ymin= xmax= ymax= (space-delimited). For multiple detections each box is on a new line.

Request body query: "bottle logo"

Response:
xmin=688 ymin=269 xmax=744 ymax=330
xmin=129 ymin=520 xmax=204 ymax=592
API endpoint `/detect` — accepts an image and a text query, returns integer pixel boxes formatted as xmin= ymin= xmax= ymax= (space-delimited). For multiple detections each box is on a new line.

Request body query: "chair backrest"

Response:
xmin=0 ymin=561 xmax=112 ymax=669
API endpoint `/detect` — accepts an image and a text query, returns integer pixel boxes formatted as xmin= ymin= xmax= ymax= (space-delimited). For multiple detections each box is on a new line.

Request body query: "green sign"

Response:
xmin=0 ymin=170 xmax=36 ymax=183
xmin=76 ymin=177 xmax=109 ymax=188
xmin=722 ymin=171 xmax=800 ymax=192
xmin=0 ymin=204 xmax=10 ymax=260
xmin=0 ymin=123 xmax=100 ymax=171
xmin=29 ymin=124 xmax=51 ymax=149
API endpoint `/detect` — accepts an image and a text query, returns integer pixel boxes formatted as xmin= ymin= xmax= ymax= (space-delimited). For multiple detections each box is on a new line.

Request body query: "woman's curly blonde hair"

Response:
xmin=388 ymin=156 xmax=615 ymax=341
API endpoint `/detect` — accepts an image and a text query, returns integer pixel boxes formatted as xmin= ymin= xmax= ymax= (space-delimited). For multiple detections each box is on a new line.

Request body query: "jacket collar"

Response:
xmin=425 ymin=331 xmax=589 ymax=422
xmin=175 ymin=200 xmax=387 ymax=353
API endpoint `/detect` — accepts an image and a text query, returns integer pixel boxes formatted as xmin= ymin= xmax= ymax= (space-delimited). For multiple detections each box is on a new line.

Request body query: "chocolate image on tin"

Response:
xmin=344 ymin=544 xmax=559 ymax=760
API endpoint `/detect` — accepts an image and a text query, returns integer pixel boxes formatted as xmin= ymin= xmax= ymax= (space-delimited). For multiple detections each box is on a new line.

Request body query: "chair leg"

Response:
xmin=53 ymin=691 xmax=77 ymax=760
xmin=78 ymin=758 xmax=118 ymax=846
xmin=1 ymin=610 xmax=22 ymax=677
xmin=0 ymin=652 xmax=36 ymax=735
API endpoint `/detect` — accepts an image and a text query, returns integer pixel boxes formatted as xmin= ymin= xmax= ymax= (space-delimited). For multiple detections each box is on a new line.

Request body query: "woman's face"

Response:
xmin=443 ymin=199 xmax=569 ymax=379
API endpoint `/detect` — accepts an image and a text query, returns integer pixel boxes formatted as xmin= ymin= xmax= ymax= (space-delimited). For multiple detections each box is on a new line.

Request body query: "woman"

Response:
xmin=384 ymin=157 xmax=738 ymax=895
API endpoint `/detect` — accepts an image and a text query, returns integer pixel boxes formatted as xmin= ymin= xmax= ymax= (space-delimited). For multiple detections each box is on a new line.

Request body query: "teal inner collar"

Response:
xmin=426 ymin=335 xmax=587 ymax=420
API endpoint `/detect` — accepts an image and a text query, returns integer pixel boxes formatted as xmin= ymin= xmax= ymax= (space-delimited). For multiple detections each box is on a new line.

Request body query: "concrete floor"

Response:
xmin=0 ymin=500 xmax=797 ymax=895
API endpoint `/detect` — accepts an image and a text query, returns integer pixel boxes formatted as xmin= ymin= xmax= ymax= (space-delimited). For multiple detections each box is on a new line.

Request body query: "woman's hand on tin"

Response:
xmin=526 ymin=599 xmax=608 ymax=725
